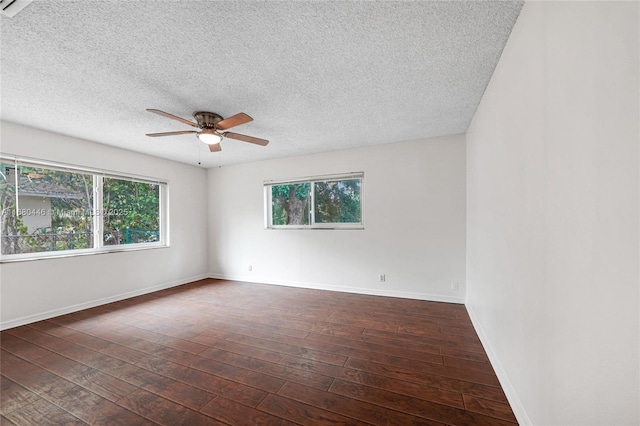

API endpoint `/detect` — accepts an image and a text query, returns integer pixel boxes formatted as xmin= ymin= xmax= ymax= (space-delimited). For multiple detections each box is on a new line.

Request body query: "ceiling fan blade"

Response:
xmin=146 ymin=131 xmax=197 ymax=137
xmin=224 ymin=132 xmax=269 ymax=146
xmin=216 ymin=113 xmax=253 ymax=130
xmin=209 ymin=143 xmax=222 ymax=152
xmin=147 ymin=109 xmax=199 ymax=128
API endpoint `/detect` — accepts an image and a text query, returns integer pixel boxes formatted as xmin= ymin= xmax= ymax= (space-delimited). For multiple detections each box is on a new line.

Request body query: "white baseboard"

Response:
xmin=208 ymin=273 xmax=465 ymax=304
xmin=466 ymin=304 xmax=532 ymax=426
xmin=1 ymin=274 xmax=462 ymax=331
xmin=0 ymin=273 xmax=209 ymax=331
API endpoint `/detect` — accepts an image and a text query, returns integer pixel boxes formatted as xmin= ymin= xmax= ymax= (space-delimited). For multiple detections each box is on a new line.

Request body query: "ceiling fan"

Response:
xmin=145 ymin=109 xmax=269 ymax=152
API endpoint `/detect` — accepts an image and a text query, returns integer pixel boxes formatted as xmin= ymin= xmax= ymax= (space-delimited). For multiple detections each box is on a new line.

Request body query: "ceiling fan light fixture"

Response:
xmin=197 ymin=129 xmax=222 ymax=145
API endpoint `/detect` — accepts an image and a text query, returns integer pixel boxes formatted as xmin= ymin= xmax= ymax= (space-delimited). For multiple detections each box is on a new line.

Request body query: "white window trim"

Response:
xmin=0 ymin=154 xmax=169 ymax=263
xmin=264 ymin=172 xmax=364 ymax=230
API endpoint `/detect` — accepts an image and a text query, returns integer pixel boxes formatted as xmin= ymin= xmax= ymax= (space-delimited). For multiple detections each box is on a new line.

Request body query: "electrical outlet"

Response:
xmin=248 ymin=264 xmax=253 ymax=272
xmin=451 ymin=282 xmax=459 ymax=291
xmin=379 ymin=274 xmax=386 ymax=282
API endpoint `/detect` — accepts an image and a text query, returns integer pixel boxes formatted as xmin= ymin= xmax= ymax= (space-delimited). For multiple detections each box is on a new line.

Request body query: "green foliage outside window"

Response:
xmin=268 ymin=175 xmax=362 ymax=228
xmin=103 ymin=178 xmax=159 ymax=245
xmin=1 ymin=159 xmax=164 ymax=257
xmin=314 ymin=179 xmax=361 ymax=224
xmin=1 ymin=162 xmax=93 ymax=254
xmin=271 ymin=183 xmax=310 ymax=225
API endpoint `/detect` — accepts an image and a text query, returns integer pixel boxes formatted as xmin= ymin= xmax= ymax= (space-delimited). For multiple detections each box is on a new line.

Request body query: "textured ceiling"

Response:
xmin=1 ymin=0 xmax=523 ymax=168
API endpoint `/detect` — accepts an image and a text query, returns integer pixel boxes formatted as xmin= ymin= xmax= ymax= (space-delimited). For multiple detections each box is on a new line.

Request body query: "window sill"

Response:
xmin=0 ymin=244 xmax=169 ymax=263
xmin=265 ymin=226 xmax=365 ymax=230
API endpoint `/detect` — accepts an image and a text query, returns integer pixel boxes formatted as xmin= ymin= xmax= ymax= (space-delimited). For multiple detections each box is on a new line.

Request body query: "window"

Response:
xmin=102 ymin=178 xmax=160 ymax=246
xmin=265 ymin=173 xmax=363 ymax=229
xmin=0 ymin=156 xmax=167 ymax=261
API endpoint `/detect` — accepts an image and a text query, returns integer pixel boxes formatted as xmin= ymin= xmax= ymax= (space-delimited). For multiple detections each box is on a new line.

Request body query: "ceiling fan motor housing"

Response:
xmin=194 ymin=111 xmax=223 ymax=129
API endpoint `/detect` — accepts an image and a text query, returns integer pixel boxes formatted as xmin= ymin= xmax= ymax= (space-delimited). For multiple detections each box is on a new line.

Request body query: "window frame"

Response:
xmin=264 ymin=172 xmax=364 ymax=230
xmin=0 ymin=155 xmax=169 ymax=263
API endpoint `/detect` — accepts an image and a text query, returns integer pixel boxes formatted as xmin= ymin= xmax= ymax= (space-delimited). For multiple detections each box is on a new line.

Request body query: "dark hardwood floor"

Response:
xmin=1 ymin=279 xmax=518 ymax=425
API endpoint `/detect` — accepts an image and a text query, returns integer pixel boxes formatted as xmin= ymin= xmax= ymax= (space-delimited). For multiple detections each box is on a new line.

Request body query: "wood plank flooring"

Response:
xmin=0 ymin=279 xmax=518 ymax=425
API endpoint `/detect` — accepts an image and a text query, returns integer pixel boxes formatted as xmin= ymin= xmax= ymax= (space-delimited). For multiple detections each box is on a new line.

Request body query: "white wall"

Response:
xmin=466 ymin=2 xmax=639 ymax=425
xmin=208 ymin=135 xmax=466 ymax=302
xmin=0 ymin=121 xmax=209 ymax=329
